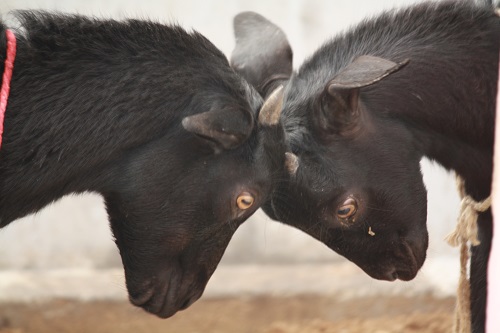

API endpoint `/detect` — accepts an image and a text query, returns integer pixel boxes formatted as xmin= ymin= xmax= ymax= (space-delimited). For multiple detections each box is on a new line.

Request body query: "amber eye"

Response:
xmin=337 ymin=198 xmax=357 ymax=219
xmin=237 ymin=192 xmax=254 ymax=210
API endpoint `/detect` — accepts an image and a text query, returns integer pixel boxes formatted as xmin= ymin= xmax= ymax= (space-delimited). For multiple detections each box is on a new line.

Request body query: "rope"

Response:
xmin=445 ymin=175 xmax=491 ymax=333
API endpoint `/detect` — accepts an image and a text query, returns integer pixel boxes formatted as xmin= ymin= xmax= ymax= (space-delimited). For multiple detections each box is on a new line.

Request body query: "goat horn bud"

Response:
xmin=285 ymin=152 xmax=299 ymax=175
xmin=258 ymin=85 xmax=284 ymax=126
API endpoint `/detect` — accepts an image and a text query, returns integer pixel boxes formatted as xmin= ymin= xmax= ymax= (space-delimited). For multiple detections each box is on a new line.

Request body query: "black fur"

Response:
xmin=231 ymin=2 xmax=499 ymax=332
xmin=0 ymin=11 xmax=287 ymax=318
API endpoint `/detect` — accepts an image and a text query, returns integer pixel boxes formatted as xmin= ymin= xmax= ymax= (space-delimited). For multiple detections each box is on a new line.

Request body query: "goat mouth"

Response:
xmin=364 ymin=265 xmax=417 ymax=282
xmin=395 ymin=269 xmax=418 ymax=281
xmin=131 ymin=288 xmax=202 ymax=319
xmin=128 ymin=274 xmax=204 ymax=319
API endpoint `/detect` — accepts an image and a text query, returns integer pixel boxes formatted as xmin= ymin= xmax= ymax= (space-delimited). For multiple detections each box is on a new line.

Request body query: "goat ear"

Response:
xmin=316 ymin=56 xmax=409 ymax=137
xmin=231 ymin=12 xmax=293 ymax=98
xmin=327 ymin=55 xmax=409 ymax=90
xmin=182 ymin=107 xmax=254 ymax=153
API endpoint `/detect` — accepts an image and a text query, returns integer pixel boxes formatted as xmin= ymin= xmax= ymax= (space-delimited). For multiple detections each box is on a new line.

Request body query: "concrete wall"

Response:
xmin=0 ymin=0 xmax=460 ymax=272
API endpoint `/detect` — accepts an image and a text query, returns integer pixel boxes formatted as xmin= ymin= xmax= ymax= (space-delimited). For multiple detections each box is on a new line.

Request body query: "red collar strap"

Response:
xmin=0 ymin=30 xmax=17 ymax=149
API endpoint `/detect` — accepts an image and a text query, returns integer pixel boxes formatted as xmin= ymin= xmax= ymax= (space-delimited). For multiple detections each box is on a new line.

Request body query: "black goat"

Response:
xmin=231 ymin=1 xmax=499 ymax=332
xmin=0 ymin=11 xmax=288 ymax=318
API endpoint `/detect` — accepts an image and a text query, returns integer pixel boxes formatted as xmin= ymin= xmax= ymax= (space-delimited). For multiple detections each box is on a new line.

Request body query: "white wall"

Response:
xmin=0 ymin=0 xmax=460 ymax=271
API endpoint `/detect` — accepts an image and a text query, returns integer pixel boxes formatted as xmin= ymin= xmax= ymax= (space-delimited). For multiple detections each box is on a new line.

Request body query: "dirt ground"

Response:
xmin=0 ymin=294 xmax=455 ymax=333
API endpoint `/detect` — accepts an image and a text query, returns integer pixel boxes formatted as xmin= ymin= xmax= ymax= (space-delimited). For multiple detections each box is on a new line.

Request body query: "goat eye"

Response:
xmin=337 ymin=198 xmax=357 ymax=219
xmin=237 ymin=193 xmax=254 ymax=210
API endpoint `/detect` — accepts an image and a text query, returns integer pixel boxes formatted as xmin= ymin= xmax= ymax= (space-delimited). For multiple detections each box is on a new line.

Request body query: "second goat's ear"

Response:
xmin=231 ymin=11 xmax=293 ymax=98
xmin=327 ymin=55 xmax=409 ymax=91
xmin=313 ymin=55 xmax=409 ymax=138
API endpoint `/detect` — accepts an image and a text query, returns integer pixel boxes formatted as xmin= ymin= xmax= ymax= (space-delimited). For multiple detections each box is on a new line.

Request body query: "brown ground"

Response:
xmin=0 ymin=295 xmax=455 ymax=333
